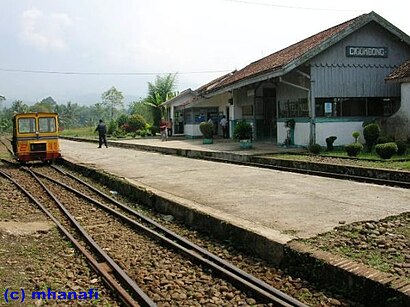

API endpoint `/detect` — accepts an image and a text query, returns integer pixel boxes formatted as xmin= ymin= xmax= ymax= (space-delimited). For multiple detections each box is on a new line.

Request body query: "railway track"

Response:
xmin=0 ymin=160 xmax=306 ymax=306
xmin=0 ymin=164 xmax=154 ymax=307
xmin=201 ymin=155 xmax=410 ymax=189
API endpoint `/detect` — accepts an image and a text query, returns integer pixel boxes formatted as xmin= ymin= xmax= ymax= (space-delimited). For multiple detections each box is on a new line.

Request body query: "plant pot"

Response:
xmin=239 ymin=139 xmax=252 ymax=149
xmin=203 ymin=138 xmax=213 ymax=144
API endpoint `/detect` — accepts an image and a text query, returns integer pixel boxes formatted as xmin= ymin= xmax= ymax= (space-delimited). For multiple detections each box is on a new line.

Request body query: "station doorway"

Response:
xmin=261 ymin=88 xmax=277 ymax=142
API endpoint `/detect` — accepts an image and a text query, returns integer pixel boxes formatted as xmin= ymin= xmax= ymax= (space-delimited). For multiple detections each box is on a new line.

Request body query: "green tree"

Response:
xmin=11 ymin=100 xmax=29 ymax=113
xmin=90 ymin=103 xmax=109 ymax=125
xmin=30 ymin=96 xmax=57 ymax=113
xmin=129 ymin=100 xmax=153 ymax=124
xmin=102 ymin=86 xmax=124 ymax=120
xmin=59 ymin=101 xmax=80 ymax=128
xmin=144 ymin=74 xmax=177 ymax=126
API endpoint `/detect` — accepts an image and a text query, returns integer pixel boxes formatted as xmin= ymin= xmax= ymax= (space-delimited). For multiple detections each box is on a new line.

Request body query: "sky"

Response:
xmin=0 ymin=0 xmax=409 ymax=106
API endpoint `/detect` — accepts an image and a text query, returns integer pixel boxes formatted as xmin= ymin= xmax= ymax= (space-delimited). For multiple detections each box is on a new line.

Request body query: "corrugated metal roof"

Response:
xmin=203 ymin=11 xmax=410 ymax=95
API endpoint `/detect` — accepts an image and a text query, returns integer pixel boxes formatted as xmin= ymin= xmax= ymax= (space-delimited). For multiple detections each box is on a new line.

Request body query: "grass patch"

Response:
xmin=269 ymin=153 xmax=410 ymax=171
xmin=321 ymin=150 xmax=410 ymax=161
xmin=59 ymin=126 xmax=95 ymax=138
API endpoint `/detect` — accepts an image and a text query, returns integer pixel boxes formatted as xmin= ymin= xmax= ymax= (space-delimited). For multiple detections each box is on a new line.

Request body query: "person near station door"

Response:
xmin=178 ymin=115 xmax=184 ymax=133
xmin=220 ymin=115 xmax=228 ymax=139
xmin=167 ymin=118 xmax=173 ymax=137
xmin=95 ymin=119 xmax=108 ymax=148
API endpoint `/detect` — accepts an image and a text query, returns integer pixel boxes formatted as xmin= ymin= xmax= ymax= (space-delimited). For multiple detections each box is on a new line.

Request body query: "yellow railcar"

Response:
xmin=12 ymin=112 xmax=61 ymax=162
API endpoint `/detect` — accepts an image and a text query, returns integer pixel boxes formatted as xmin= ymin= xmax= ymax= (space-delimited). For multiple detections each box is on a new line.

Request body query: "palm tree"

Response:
xmin=11 ymin=100 xmax=29 ymax=113
xmin=144 ymin=74 xmax=177 ymax=126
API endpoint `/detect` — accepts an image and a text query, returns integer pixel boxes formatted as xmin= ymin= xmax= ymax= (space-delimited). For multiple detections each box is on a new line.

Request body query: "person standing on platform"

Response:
xmin=167 ymin=118 xmax=173 ymax=137
xmin=160 ymin=118 xmax=168 ymax=141
xmin=220 ymin=115 xmax=228 ymax=139
xmin=95 ymin=119 xmax=108 ymax=148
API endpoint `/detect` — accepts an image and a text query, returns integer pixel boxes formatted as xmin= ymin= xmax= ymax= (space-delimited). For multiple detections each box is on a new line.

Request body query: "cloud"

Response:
xmin=20 ymin=8 xmax=73 ymax=51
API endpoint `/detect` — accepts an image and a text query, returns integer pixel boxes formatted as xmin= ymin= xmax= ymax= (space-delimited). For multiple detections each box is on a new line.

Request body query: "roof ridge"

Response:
xmin=204 ymin=11 xmax=387 ymax=94
xmin=248 ymin=13 xmax=368 ymax=67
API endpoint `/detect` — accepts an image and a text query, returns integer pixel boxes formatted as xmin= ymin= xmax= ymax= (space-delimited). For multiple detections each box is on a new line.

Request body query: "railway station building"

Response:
xmin=385 ymin=59 xmax=410 ymax=139
xmin=164 ymin=11 xmax=410 ymax=146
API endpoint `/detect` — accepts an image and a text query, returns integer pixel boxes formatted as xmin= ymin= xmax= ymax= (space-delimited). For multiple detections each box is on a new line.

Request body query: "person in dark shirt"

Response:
xmin=95 ymin=119 xmax=108 ymax=148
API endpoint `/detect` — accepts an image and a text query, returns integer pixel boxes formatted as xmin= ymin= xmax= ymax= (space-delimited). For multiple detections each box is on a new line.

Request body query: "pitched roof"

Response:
xmin=385 ymin=59 xmax=410 ymax=82
xmin=162 ymin=71 xmax=236 ymax=108
xmin=195 ymin=70 xmax=237 ymax=93
xmin=203 ymin=11 xmax=410 ymax=95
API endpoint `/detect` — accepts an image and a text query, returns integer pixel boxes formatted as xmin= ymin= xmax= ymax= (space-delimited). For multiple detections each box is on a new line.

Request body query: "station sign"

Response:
xmin=346 ymin=46 xmax=388 ymax=58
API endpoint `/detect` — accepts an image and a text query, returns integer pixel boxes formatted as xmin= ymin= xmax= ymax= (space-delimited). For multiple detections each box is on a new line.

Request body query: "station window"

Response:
xmin=184 ymin=107 xmax=218 ymax=124
xmin=18 ymin=118 xmax=36 ymax=133
xmin=39 ymin=117 xmax=56 ymax=133
xmin=242 ymin=105 xmax=253 ymax=116
xmin=278 ymin=98 xmax=309 ymax=118
xmin=315 ymin=97 xmax=400 ymax=117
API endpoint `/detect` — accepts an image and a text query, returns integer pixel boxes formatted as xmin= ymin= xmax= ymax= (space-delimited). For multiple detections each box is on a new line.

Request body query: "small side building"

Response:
xmin=162 ymin=72 xmax=235 ymax=138
xmin=385 ymin=59 xmax=410 ymax=140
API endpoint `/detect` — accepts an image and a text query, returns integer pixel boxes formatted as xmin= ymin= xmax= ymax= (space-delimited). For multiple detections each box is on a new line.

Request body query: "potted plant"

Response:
xmin=199 ymin=121 xmax=214 ymax=144
xmin=325 ymin=136 xmax=337 ymax=151
xmin=233 ymin=120 xmax=253 ymax=149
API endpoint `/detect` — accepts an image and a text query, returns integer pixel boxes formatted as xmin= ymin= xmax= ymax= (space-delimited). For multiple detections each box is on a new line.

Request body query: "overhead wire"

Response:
xmin=0 ymin=67 xmax=232 ymax=76
xmin=0 ymin=1 xmax=363 ymax=77
xmin=220 ymin=0 xmax=362 ymax=12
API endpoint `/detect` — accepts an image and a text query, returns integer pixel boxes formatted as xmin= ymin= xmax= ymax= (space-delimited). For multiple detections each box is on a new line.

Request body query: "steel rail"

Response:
xmin=0 ymin=170 xmax=142 ymax=307
xmin=38 ymin=167 xmax=306 ymax=306
xmin=202 ymin=156 xmax=410 ymax=189
xmin=21 ymin=167 xmax=156 ymax=307
xmin=51 ymin=164 xmax=306 ymax=306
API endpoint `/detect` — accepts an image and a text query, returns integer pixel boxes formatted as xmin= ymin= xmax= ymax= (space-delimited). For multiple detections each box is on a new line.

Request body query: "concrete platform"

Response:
xmin=58 ymin=138 xmax=410 ymax=304
xmin=60 ymin=138 xmax=410 ymax=240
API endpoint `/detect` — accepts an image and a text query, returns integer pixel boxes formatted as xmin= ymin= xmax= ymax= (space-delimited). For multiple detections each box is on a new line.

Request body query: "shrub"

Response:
xmin=362 ymin=119 xmax=376 ymax=128
xmin=308 ymin=143 xmax=322 ymax=154
xmin=363 ymin=123 xmax=380 ymax=150
xmin=107 ymin=120 xmax=117 ymax=135
xmin=139 ymin=129 xmax=148 ymax=137
xmin=199 ymin=121 xmax=214 ymax=139
xmin=376 ymin=136 xmax=389 ymax=144
xmin=144 ymin=123 xmax=153 ymax=136
xmin=233 ymin=121 xmax=252 ymax=140
xmin=345 ymin=143 xmax=363 ymax=157
xmin=325 ymin=136 xmax=337 ymax=151
xmin=127 ymin=114 xmax=146 ymax=132
xmin=352 ymin=131 xmax=360 ymax=143
xmin=395 ymin=141 xmax=407 ymax=156
xmin=116 ymin=114 xmax=129 ymax=129
xmin=112 ymin=128 xmax=125 ymax=138
xmin=375 ymin=142 xmax=398 ymax=159
xmin=149 ymin=125 xmax=159 ymax=136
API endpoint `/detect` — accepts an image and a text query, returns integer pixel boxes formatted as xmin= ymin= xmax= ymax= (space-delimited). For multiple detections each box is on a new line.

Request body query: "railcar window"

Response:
xmin=39 ymin=117 xmax=56 ymax=133
xmin=18 ymin=118 xmax=36 ymax=133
